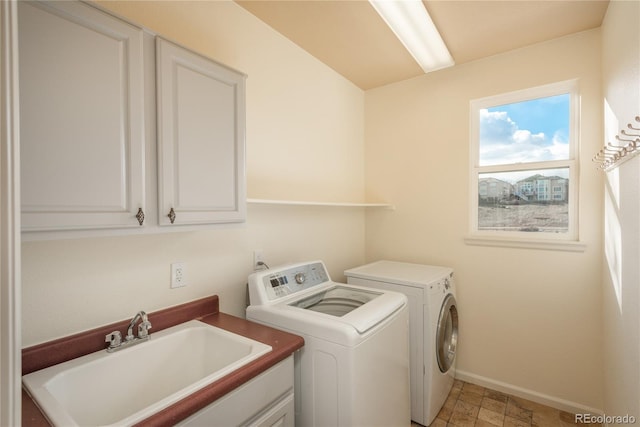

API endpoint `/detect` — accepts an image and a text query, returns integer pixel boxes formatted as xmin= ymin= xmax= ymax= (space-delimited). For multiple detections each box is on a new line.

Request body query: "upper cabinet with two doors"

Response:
xmin=18 ymin=0 xmax=246 ymax=236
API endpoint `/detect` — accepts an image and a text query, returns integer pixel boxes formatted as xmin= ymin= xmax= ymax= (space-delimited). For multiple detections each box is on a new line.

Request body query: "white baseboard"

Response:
xmin=455 ymin=369 xmax=603 ymax=417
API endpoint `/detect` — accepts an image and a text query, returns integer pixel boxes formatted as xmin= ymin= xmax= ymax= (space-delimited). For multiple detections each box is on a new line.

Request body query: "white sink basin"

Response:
xmin=23 ymin=320 xmax=272 ymax=426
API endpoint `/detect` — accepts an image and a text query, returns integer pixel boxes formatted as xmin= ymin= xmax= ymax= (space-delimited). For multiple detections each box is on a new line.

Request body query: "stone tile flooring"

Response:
xmin=411 ymin=380 xmax=601 ymax=427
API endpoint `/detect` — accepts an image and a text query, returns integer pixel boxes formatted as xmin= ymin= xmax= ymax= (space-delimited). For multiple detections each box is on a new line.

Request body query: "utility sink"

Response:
xmin=23 ymin=320 xmax=272 ymax=426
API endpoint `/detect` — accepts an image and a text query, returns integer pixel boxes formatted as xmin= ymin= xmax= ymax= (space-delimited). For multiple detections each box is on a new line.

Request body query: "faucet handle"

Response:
xmin=105 ymin=331 xmax=122 ymax=349
xmin=138 ymin=319 xmax=152 ymax=339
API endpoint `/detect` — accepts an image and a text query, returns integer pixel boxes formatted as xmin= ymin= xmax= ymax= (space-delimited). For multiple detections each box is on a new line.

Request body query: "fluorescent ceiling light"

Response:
xmin=369 ymin=0 xmax=454 ymax=73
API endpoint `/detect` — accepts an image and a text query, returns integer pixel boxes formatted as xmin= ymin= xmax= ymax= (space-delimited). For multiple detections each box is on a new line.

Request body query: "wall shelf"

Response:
xmin=247 ymin=198 xmax=394 ymax=209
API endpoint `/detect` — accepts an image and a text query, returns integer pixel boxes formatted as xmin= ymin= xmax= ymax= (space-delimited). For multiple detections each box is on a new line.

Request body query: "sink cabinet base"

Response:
xmin=176 ymin=356 xmax=294 ymax=427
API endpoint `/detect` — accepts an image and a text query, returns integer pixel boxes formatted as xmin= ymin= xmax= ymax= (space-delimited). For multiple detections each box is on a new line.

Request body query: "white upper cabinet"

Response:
xmin=156 ymin=37 xmax=246 ymax=226
xmin=18 ymin=1 xmax=146 ymax=231
xmin=18 ymin=2 xmax=247 ymax=236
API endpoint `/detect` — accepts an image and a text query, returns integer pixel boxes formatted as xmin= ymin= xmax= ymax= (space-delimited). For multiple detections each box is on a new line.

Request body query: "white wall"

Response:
xmin=21 ymin=0 xmax=366 ymax=346
xmin=601 ymin=0 xmax=640 ymax=421
xmin=364 ymin=30 xmax=604 ymax=412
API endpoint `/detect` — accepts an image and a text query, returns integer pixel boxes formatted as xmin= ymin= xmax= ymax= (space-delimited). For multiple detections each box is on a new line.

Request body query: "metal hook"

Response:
xmin=626 ymin=116 xmax=640 ymax=131
xmin=602 ymin=147 xmax=625 ymax=162
xmin=592 ymin=156 xmax=612 ymax=170
xmin=616 ymin=134 xmax=638 ymax=144
xmin=604 ymin=145 xmax=623 ymax=153
xmin=607 ymin=141 xmax=626 ymax=150
xmin=607 ymin=141 xmax=633 ymax=153
xmin=621 ymin=128 xmax=640 ymax=138
xmin=592 ymin=156 xmax=609 ymax=164
xmin=594 ymin=150 xmax=615 ymax=160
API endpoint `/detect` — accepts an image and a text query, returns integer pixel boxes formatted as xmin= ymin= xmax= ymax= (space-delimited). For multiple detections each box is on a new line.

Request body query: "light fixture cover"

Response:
xmin=369 ymin=0 xmax=454 ymax=73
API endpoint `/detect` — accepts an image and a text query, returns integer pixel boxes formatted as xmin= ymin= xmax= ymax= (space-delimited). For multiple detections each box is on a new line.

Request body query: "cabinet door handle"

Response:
xmin=135 ymin=208 xmax=145 ymax=226
xmin=168 ymin=208 xmax=176 ymax=224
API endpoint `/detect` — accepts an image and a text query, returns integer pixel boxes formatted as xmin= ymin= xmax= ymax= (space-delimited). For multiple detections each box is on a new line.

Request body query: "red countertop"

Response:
xmin=21 ymin=296 xmax=304 ymax=426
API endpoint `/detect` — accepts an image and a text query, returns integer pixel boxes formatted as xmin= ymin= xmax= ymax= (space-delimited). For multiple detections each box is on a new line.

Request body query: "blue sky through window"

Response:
xmin=479 ymin=94 xmax=570 ymax=171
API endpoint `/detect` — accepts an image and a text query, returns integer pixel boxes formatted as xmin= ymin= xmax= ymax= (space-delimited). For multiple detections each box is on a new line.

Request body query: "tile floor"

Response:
xmin=411 ymin=380 xmax=601 ymax=427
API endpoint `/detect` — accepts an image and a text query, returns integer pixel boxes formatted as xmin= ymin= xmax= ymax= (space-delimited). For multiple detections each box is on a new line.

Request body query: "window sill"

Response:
xmin=464 ymin=235 xmax=586 ymax=252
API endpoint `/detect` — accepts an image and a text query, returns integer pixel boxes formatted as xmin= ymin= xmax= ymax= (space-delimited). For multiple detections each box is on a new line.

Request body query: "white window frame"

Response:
xmin=465 ymin=80 xmax=585 ymax=252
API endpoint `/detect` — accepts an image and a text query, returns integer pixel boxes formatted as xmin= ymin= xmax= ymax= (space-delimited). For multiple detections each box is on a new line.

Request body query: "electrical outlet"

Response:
xmin=253 ymin=250 xmax=264 ymax=270
xmin=171 ymin=262 xmax=187 ymax=288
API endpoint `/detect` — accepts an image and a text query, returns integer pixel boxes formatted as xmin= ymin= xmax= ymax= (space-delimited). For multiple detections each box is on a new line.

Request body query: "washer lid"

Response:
xmin=290 ymin=286 xmax=381 ymax=317
xmin=287 ymin=284 xmax=406 ymax=334
xmin=248 ymin=283 xmax=407 ymax=344
xmin=344 ymin=260 xmax=452 ymax=288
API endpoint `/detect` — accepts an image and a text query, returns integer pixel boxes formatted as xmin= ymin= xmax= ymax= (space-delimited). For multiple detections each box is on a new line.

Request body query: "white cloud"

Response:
xmin=479 ymin=108 xmax=568 ymax=166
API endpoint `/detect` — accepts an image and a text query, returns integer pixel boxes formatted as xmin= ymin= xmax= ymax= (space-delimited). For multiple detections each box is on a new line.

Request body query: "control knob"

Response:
xmin=295 ymin=273 xmax=306 ymax=285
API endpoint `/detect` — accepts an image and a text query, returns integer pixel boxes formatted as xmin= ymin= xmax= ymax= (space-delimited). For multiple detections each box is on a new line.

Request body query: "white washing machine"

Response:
xmin=246 ymin=261 xmax=411 ymax=427
xmin=345 ymin=260 xmax=458 ymax=427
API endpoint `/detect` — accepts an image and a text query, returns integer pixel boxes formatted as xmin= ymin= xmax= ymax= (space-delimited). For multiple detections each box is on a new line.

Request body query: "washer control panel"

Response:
xmin=260 ymin=262 xmax=330 ymax=300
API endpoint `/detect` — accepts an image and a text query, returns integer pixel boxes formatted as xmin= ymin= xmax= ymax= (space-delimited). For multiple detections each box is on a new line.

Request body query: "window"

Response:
xmin=468 ymin=80 xmax=580 ymax=247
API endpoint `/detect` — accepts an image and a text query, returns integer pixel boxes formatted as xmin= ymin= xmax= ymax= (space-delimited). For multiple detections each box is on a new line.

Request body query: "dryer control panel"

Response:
xmin=428 ymin=272 xmax=454 ymax=296
xmin=257 ymin=261 xmax=330 ymax=301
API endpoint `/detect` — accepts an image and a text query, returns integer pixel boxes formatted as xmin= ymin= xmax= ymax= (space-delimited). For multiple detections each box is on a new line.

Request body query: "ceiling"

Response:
xmin=235 ymin=0 xmax=610 ymax=90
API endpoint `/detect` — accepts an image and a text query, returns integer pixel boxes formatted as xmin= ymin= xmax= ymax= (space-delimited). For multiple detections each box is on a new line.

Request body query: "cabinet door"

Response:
xmin=18 ymin=1 xmax=146 ymax=231
xmin=248 ymin=393 xmax=294 ymax=427
xmin=156 ymin=37 xmax=246 ymax=226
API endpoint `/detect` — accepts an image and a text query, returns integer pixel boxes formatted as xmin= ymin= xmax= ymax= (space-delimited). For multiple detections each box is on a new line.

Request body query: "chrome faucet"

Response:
xmin=105 ymin=310 xmax=152 ymax=353
xmin=126 ymin=310 xmax=152 ymax=340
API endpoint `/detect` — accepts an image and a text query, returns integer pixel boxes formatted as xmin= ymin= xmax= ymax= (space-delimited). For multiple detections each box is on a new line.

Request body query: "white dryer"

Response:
xmin=246 ymin=261 xmax=411 ymax=427
xmin=345 ymin=260 xmax=458 ymax=427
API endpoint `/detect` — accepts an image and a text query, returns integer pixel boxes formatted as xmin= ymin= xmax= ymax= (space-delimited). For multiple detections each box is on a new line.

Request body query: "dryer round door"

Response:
xmin=436 ymin=293 xmax=458 ymax=373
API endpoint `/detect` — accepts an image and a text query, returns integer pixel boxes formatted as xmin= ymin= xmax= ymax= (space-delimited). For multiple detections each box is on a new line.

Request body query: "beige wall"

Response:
xmin=364 ymin=30 xmax=604 ymax=411
xmin=601 ymin=0 xmax=640 ymax=421
xmin=21 ymin=1 xmax=366 ymax=346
